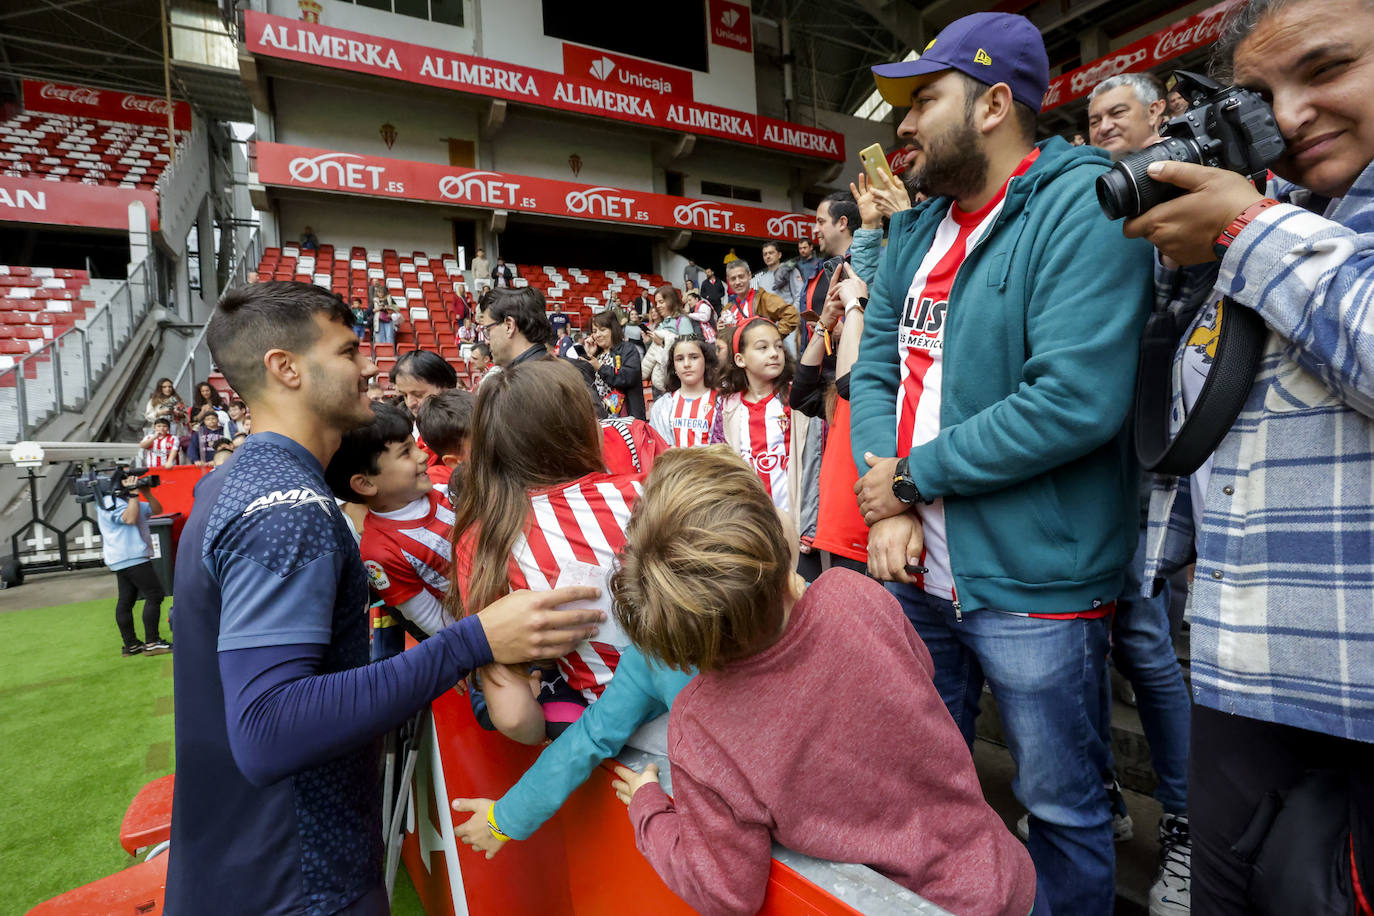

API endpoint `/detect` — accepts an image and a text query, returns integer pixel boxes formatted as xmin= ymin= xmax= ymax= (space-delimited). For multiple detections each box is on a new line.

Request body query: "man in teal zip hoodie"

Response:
xmin=850 ymin=14 xmax=1154 ymax=915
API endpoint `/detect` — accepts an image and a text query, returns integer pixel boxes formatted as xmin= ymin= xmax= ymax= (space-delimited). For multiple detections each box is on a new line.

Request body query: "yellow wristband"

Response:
xmin=486 ymin=806 xmax=511 ymax=842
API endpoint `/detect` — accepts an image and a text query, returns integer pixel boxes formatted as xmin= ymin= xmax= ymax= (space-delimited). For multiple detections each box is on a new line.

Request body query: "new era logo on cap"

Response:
xmin=721 ymin=8 xmax=739 ymax=27
xmin=590 ymin=57 xmax=615 ymax=80
xmin=974 ymin=48 xmax=993 ymax=66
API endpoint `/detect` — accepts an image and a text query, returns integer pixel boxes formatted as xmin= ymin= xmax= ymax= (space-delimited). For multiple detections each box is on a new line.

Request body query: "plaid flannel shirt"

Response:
xmin=1144 ymin=162 xmax=1374 ymax=743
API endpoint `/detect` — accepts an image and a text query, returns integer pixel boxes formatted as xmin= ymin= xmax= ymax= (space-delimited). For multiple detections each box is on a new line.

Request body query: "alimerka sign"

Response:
xmin=0 ymin=174 xmax=160 ymax=231
xmin=1041 ymin=0 xmax=1241 ymax=111
xmin=257 ymin=142 xmax=815 ymax=242
xmin=245 ymin=11 xmax=841 ymax=161
xmin=21 ymin=80 xmax=191 ymax=131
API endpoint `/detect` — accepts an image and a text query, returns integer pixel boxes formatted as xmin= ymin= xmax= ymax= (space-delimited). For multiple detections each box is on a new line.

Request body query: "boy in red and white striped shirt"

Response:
xmin=140 ymin=418 xmax=181 ymax=468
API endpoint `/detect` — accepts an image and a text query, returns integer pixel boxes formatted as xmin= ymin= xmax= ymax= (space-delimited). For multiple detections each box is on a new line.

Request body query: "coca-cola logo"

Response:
xmin=1154 ymin=8 xmax=1228 ymax=61
xmin=765 ymin=213 xmax=812 ymax=241
xmin=564 ymin=186 xmax=636 ymax=219
xmin=673 ymin=199 xmax=739 ymax=232
xmin=437 ymin=171 xmax=521 ymax=205
xmin=121 ymin=95 xmax=174 ymax=116
xmin=39 ymin=83 xmax=100 ymax=105
xmin=1069 ymin=48 xmax=1149 ymax=95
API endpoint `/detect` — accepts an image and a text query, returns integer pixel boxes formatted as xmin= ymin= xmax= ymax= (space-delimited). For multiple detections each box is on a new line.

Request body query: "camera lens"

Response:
xmin=1095 ymin=137 xmax=1202 ymax=220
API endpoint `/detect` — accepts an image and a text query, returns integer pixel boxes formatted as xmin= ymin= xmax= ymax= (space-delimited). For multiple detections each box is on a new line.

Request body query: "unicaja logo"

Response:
xmin=289 ymin=152 xmax=364 ymax=183
xmin=720 ymin=9 xmax=739 ymax=27
xmin=590 ymin=57 xmax=616 ymax=80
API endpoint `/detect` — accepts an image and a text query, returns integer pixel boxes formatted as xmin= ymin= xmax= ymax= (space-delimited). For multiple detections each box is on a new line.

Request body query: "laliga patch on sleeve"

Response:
xmin=364 ymin=560 xmax=391 ymax=591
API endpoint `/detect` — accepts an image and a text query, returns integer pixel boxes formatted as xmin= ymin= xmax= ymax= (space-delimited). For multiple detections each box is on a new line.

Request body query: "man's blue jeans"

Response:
xmin=1112 ymin=530 xmax=1190 ymax=815
xmin=890 ymin=583 xmax=1115 ymax=916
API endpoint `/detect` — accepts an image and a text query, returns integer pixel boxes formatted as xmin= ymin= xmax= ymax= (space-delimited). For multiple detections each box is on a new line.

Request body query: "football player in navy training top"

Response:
xmin=165 ymin=281 xmax=606 ymax=916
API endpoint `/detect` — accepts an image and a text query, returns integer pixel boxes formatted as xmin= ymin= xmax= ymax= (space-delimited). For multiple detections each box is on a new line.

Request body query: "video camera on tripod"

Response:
xmin=70 ymin=465 xmax=160 ymax=512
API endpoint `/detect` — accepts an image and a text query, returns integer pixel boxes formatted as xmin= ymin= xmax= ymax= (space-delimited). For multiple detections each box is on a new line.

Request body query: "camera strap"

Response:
xmin=1134 ymin=295 xmax=1267 ymax=477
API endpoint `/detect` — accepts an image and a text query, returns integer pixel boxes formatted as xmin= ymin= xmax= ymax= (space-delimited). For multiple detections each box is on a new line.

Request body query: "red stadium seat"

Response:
xmin=119 ymin=774 xmax=175 ymax=855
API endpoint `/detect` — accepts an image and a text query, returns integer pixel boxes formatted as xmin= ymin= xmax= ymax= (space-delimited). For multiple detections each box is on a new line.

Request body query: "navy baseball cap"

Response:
xmin=872 ymin=13 xmax=1050 ymax=113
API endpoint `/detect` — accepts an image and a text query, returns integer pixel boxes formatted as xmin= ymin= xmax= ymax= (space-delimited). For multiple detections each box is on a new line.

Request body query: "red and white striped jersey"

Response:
xmin=361 ymin=489 xmax=455 ymax=609
xmin=721 ymin=289 xmax=756 ymax=326
xmin=144 ymin=434 xmax=179 ymax=468
xmin=455 ymin=471 xmax=643 ymax=703
xmin=724 ymin=390 xmax=791 ymax=512
xmin=896 ymin=149 xmax=1037 ymax=601
xmin=649 ymin=389 xmax=718 ymax=448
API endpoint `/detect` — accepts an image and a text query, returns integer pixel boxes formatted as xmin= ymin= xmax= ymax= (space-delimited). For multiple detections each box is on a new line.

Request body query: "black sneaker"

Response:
xmin=122 ymin=642 xmax=146 ymax=657
xmin=143 ymin=639 xmax=173 ymax=656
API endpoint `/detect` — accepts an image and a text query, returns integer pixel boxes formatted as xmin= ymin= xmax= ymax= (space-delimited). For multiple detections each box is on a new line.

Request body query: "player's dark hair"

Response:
xmin=416 ymin=388 xmax=475 ymax=459
xmin=208 ymin=282 xmax=354 ymax=401
xmin=324 ymin=401 xmax=414 ymax=503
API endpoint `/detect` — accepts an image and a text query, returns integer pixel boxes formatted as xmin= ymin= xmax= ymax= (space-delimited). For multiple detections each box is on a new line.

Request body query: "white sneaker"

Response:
xmin=1149 ymin=813 xmax=1191 ymax=915
xmin=1015 ymin=812 xmax=1134 ymax=843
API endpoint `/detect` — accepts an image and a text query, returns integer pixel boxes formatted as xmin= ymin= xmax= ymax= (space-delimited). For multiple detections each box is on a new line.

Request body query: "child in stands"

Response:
xmin=711 ymin=317 xmax=802 ymax=518
xmin=447 ymin=359 xmax=640 ymax=744
xmin=140 ymin=417 xmax=180 ymax=468
xmin=187 ymin=411 xmax=226 ymax=467
xmin=648 ymin=336 xmax=719 ymax=449
xmin=324 ymin=402 xmax=455 ymax=637
xmin=608 ymin=446 xmax=1041 ymax=916
xmin=415 ymin=388 xmax=475 ymax=492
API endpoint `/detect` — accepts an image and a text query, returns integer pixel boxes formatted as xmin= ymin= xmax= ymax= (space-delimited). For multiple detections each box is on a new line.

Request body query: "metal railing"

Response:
xmin=0 ymin=259 xmax=158 ymax=442
xmin=172 ymin=227 xmax=263 ymax=394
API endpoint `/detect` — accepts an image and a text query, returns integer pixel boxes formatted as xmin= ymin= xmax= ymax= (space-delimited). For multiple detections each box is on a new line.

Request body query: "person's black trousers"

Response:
xmin=1190 ymin=704 xmax=1373 ymax=914
xmin=113 ymin=560 xmax=165 ymax=647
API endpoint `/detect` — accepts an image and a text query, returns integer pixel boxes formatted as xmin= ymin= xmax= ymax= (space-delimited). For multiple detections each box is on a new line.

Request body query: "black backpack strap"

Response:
xmin=1134 ymin=296 xmax=1267 ymax=477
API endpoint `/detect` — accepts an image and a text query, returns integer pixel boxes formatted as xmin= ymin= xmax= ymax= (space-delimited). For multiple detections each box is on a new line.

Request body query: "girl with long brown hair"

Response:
xmin=446 ymin=358 xmax=643 ymax=743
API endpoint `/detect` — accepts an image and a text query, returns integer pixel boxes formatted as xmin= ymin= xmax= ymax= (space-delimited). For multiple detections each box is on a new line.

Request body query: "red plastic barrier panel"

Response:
xmin=146 ymin=465 xmax=211 ymax=521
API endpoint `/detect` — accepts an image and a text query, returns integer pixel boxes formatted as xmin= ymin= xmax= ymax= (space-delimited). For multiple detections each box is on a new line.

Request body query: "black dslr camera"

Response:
xmin=1096 ymin=71 xmax=1286 ymax=221
xmin=71 ymin=465 xmax=159 ymax=511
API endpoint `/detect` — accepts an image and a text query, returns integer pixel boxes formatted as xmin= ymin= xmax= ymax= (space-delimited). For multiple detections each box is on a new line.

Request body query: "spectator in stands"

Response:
xmin=247 ymin=269 xmax=260 ymax=284
xmin=555 ymin=327 xmax=574 ymax=357
xmin=188 ymin=411 xmax=227 ymax=467
xmin=445 ymin=281 xmax=474 ymax=324
xmin=95 ymin=470 xmax=171 ymax=657
xmin=1088 ymin=72 xmax=1167 ymax=162
xmin=325 ymin=402 xmax=456 ymax=636
xmin=470 ymin=247 xmax=490 ymax=288
xmin=224 ymin=400 xmax=249 ymax=437
xmin=469 ymin=342 xmax=496 ymax=389
xmin=796 ymin=237 xmax=823 ymax=281
xmin=374 ymin=302 xmax=398 ymax=346
xmin=457 ymin=316 xmax=478 ymax=343
xmin=754 ymin=241 xmax=804 ymax=307
xmin=367 ymin=380 xmax=386 ymax=403
xmin=145 ymin=377 xmax=186 ymax=434
xmin=549 ymin=309 xmax=570 ymax=340
xmin=1122 ymin=0 xmax=1374 ymax=908
xmin=804 ymin=190 xmax=862 ymax=315
xmin=1088 ymin=69 xmax=1195 ymax=912
xmin=683 ymin=258 xmax=705 ymax=292
xmin=1071 ymin=132 xmax=1088 ymax=146
xmin=648 ymin=335 xmax=719 ymax=448
xmin=852 ymin=19 xmax=1155 ymax=914
xmin=478 ymin=286 xmax=553 ymax=369
xmin=299 ymin=226 xmax=319 ymax=251
xmin=140 ymin=418 xmax=181 ymax=468
xmin=191 ymin=381 xmax=229 ymax=428
xmin=349 ymin=297 xmax=369 ymax=341
xmin=416 ymin=388 xmax=475 ymax=491
xmin=721 ymin=260 xmax=799 ymax=337
xmin=627 ymin=289 xmax=653 ymax=321
xmin=698 ymin=266 xmax=726 ymax=310
xmin=231 ymin=431 xmax=249 ymax=449
xmin=212 ymin=443 xmax=235 ymax=468
xmin=167 ymin=280 xmax=606 ymax=915
xmin=684 ymin=290 xmax=716 ymax=342
xmin=586 ymin=310 xmax=645 ymax=420
xmin=491 ymin=256 xmax=517 ymax=288
xmin=368 ymin=278 xmax=389 ymax=312
xmin=608 ymin=446 xmax=1039 ymax=916
xmin=642 ymin=285 xmax=697 ymax=392
xmin=1165 ymin=87 xmax=1188 ymax=118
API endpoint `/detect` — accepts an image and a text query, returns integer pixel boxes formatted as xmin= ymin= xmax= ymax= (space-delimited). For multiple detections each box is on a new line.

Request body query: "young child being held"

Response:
xmin=648 ymin=335 xmax=719 ymax=449
xmin=324 ymin=402 xmax=455 ymax=637
xmin=610 ymin=446 xmax=1041 ymax=916
xmin=710 ymin=317 xmax=803 ymax=517
xmin=416 ymin=387 xmax=475 ymax=491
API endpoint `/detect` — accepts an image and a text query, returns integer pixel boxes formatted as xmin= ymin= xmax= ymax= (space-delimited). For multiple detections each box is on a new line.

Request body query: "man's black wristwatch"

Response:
xmin=892 ymin=456 xmax=922 ymax=506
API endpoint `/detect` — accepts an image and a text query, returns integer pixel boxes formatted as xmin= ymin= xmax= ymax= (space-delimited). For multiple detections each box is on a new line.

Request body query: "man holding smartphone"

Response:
xmin=849 ymin=14 xmax=1154 ymax=914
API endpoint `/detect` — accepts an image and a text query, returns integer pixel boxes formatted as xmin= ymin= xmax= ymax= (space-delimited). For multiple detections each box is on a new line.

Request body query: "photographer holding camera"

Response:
xmin=1115 ymin=0 xmax=1374 ymax=911
xmin=95 ymin=471 xmax=170 ymax=657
